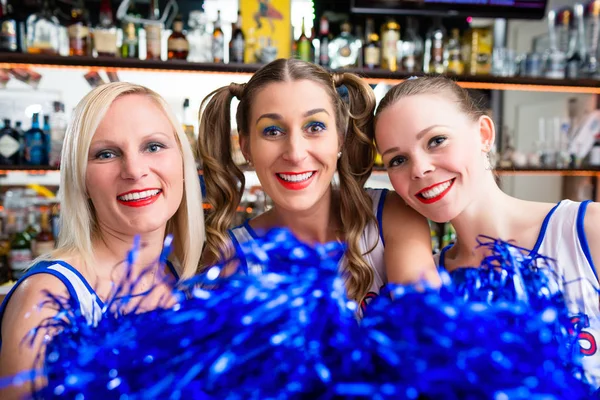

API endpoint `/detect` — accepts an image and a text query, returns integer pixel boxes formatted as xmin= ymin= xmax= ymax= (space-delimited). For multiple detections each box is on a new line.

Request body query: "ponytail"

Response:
xmin=197 ymin=85 xmax=245 ymax=266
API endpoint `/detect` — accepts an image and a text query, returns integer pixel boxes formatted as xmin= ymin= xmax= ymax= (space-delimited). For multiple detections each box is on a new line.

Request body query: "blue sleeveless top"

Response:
xmin=0 ymin=259 xmax=179 ymax=347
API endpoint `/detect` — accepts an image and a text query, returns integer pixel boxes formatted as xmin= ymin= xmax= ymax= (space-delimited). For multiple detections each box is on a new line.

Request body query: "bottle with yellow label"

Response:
xmin=380 ymin=18 xmax=400 ymax=72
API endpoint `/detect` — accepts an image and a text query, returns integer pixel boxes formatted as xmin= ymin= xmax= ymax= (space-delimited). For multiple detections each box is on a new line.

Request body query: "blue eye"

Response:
xmin=429 ymin=136 xmax=447 ymax=148
xmin=147 ymin=142 xmax=165 ymax=153
xmin=262 ymin=126 xmax=283 ymax=137
xmin=95 ymin=150 xmax=116 ymax=160
xmin=305 ymin=121 xmax=326 ymax=134
xmin=389 ymin=155 xmax=406 ymax=168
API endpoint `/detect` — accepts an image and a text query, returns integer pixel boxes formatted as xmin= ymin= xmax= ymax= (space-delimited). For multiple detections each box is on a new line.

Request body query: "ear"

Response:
xmin=239 ymin=133 xmax=251 ymax=162
xmin=478 ymin=115 xmax=495 ymax=152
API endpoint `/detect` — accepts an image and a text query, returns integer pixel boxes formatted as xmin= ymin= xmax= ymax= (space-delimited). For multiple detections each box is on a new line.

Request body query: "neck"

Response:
xmin=268 ymin=189 xmax=340 ymax=244
xmin=91 ymin=224 xmax=167 ymax=278
xmin=446 ymin=178 xmax=521 ymax=267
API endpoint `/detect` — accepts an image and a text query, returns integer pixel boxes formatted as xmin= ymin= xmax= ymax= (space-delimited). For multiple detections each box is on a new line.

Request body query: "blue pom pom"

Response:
xmin=8 ymin=230 xmax=594 ymax=399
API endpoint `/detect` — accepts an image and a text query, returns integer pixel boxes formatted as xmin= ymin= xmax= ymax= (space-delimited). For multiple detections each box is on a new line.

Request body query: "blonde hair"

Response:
xmin=198 ymin=58 xmax=377 ymax=303
xmin=44 ymin=82 xmax=204 ymax=280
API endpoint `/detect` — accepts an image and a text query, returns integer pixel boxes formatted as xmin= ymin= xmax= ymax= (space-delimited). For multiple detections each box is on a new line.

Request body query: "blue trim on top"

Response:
xmin=437 ymin=201 xmax=562 ymax=271
xmin=530 ymin=201 xmax=562 ymax=255
xmin=47 ymin=260 xmax=104 ymax=308
xmin=376 ymin=189 xmax=388 ymax=247
xmin=165 ymin=260 xmax=179 ymax=280
xmin=228 ymin=229 xmax=249 ymax=275
xmin=576 ymin=200 xmax=597 ymax=281
xmin=243 ymin=220 xmax=260 ymax=240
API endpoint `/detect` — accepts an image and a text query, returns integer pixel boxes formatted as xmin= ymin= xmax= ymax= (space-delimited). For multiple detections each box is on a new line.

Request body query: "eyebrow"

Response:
xmin=90 ymin=132 xmax=172 ymax=148
xmin=255 ymin=108 xmax=330 ymax=124
xmin=381 ymin=124 xmax=449 ymax=157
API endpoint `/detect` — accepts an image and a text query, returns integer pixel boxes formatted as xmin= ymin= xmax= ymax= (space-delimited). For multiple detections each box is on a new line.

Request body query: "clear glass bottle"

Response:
xmin=94 ymin=0 xmax=117 ymax=57
xmin=318 ymin=15 xmax=330 ymax=67
xmin=426 ymin=18 xmax=446 ymax=74
xmin=187 ymin=10 xmax=212 ymax=63
xmin=328 ymin=21 xmax=361 ymax=69
xmin=26 ymin=0 xmax=60 ymax=55
xmin=400 ymin=17 xmax=423 ymax=73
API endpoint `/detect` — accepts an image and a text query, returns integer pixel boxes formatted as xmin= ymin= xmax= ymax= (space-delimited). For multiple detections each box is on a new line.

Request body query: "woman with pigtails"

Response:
xmin=197 ymin=58 xmax=438 ymax=317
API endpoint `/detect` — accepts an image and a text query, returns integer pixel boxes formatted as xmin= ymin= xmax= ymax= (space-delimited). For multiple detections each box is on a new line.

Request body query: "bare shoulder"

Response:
xmin=583 ymin=201 xmax=600 ymax=242
xmin=382 ymin=191 xmax=428 ymax=231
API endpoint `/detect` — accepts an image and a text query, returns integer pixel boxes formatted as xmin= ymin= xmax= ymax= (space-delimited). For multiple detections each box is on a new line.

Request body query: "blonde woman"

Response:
xmin=198 ymin=58 xmax=438 ymax=318
xmin=0 ymin=83 xmax=204 ymax=394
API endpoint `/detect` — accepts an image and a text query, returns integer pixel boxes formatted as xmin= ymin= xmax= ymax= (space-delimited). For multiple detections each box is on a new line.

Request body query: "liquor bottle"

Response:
xmin=328 ymin=21 xmax=362 ymax=69
xmin=94 ymin=0 xmax=117 ymax=57
xmin=182 ymin=98 xmax=195 ymax=148
xmin=14 ymin=121 xmax=24 ymax=163
xmin=168 ymin=14 xmax=189 ymax=60
xmin=145 ymin=0 xmax=162 ymax=60
xmin=400 ymin=17 xmax=423 ymax=73
xmin=212 ymin=10 xmax=225 ymax=63
xmin=583 ymin=0 xmax=600 ymax=76
xmin=24 ymin=112 xmax=48 ymax=166
xmin=0 ymin=119 xmax=21 ymax=165
xmin=318 ymin=16 xmax=330 ymax=67
xmin=567 ymin=4 xmax=586 ymax=79
xmin=0 ymin=0 xmax=20 ymax=52
xmin=25 ymin=208 xmax=40 ymax=241
xmin=32 ymin=208 xmax=55 ymax=258
xmin=363 ymin=18 xmax=380 ymax=70
xmin=446 ymin=29 xmax=464 ymax=75
xmin=380 ymin=18 xmax=400 ymax=72
xmin=49 ymin=101 xmax=67 ymax=167
xmin=9 ymin=213 xmax=32 ymax=280
xmin=26 ymin=0 xmax=60 ymax=55
xmin=229 ymin=11 xmax=245 ymax=63
xmin=296 ymin=17 xmax=311 ymax=62
xmin=0 ymin=217 xmax=10 ymax=284
xmin=546 ymin=10 xmax=567 ymax=79
xmin=67 ymin=0 xmax=89 ymax=56
xmin=187 ymin=10 xmax=212 ymax=62
xmin=121 ymin=0 xmax=140 ymax=59
xmin=426 ymin=18 xmax=446 ymax=74
xmin=43 ymin=114 xmax=51 ymax=161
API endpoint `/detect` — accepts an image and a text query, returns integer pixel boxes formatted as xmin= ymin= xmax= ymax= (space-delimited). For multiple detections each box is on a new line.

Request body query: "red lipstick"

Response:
xmin=117 ymin=188 xmax=162 ymax=208
xmin=415 ymin=179 xmax=454 ymax=204
xmin=275 ymin=171 xmax=316 ymax=191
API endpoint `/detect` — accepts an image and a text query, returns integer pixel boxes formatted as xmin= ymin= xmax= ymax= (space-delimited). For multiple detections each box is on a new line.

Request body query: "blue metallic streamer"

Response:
xmin=9 ymin=230 xmax=595 ymax=399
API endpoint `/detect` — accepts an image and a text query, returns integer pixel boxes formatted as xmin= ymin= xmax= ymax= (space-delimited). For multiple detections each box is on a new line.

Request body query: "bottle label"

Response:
xmin=297 ymin=41 xmax=311 ymax=62
xmin=212 ymin=36 xmax=224 ymax=60
xmin=168 ymin=38 xmax=189 ymax=52
xmin=94 ymin=30 xmax=118 ymax=55
xmin=365 ymin=47 xmax=380 ymax=67
xmin=9 ymin=248 xmax=32 ymax=279
xmin=68 ymin=23 xmax=88 ymax=39
xmin=26 ymin=134 xmax=45 ymax=165
xmin=381 ymin=30 xmax=399 ymax=61
xmin=0 ymin=134 xmax=20 ymax=159
xmin=230 ymin=37 xmax=244 ymax=62
xmin=319 ymin=39 xmax=329 ymax=65
xmin=0 ymin=20 xmax=17 ymax=51
xmin=145 ymin=24 xmax=162 ymax=57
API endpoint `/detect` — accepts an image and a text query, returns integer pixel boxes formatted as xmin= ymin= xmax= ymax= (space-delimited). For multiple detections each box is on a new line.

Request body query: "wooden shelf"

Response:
xmin=1 ymin=53 xmax=599 ymax=93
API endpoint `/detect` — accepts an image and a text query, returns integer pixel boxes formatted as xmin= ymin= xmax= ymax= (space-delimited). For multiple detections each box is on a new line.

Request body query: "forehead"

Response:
xmin=250 ymin=80 xmax=335 ymax=118
xmin=94 ymin=94 xmax=173 ymax=139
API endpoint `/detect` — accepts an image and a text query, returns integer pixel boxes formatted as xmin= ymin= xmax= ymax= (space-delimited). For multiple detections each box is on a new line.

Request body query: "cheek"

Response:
xmin=388 ymin=171 xmax=411 ymax=197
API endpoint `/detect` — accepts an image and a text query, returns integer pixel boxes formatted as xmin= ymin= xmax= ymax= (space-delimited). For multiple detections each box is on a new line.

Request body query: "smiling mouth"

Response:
xmin=117 ymin=189 xmax=162 ymax=202
xmin=415 ymin=178 xmax=455 ymax=204
xmin=276 ymin=171 xmax=315 ymax=182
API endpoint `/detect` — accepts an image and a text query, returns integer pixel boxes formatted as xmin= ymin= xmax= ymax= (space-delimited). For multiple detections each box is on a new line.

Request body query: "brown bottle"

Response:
xmin=168 ymin=14 xmax=188 ymax=60
xmin=67 ymin=1 xmax=89 ymax=56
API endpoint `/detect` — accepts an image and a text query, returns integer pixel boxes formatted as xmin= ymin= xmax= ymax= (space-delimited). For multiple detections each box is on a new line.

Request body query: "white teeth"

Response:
xmin=277 ymin=172 xmax=315 ymax=182
xmin=420 ymin=181 xmax=452 ymax=199
xmin=118 ymin=189 xmax=161 ymax=202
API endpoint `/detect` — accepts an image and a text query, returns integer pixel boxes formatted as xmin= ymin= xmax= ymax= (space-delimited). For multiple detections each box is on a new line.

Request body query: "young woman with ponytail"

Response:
xmin=198 ymin=58 xmax=438 ymax=317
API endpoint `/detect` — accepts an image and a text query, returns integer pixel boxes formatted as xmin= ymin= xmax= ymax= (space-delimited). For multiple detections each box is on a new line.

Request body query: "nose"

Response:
xmin=120 ymin=153 xmax=149 ymax=181
xmin=282 ymin=130 xmax=309 ymax=163
xmin=411 ymin=154 xmax=435 ymax=180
